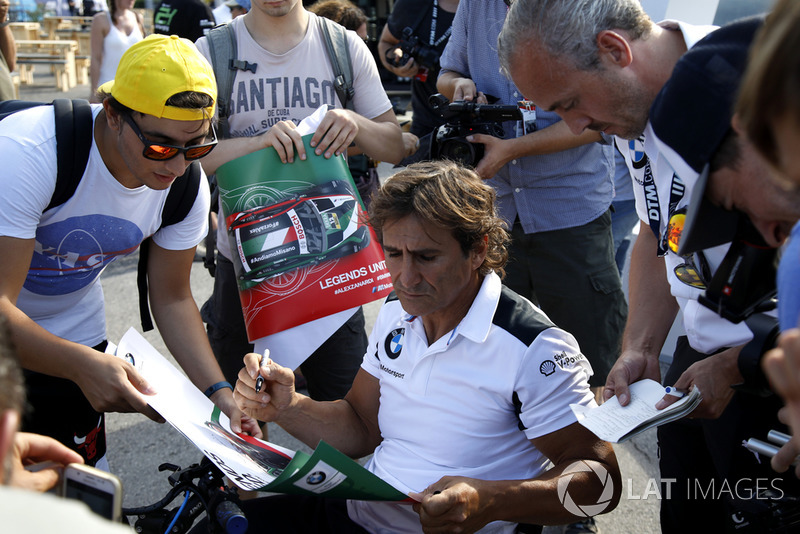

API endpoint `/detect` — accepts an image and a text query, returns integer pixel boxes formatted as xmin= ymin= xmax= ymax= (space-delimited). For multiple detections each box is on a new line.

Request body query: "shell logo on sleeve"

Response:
xmin=539 ymin=360 xmax=556 ymax=376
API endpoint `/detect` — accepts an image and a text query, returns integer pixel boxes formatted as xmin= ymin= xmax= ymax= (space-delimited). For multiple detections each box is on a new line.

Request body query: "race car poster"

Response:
xmin=215 ymin=129 xmax=392 ymax=341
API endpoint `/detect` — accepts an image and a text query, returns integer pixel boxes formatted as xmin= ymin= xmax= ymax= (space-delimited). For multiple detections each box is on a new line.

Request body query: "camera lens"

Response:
xmin=439 ymin=139 xmax=479 ymax=167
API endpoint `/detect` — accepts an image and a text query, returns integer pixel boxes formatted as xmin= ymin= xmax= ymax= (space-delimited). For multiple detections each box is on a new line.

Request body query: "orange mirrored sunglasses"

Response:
xmin=123 ymin=114 xmax=217 ymax=161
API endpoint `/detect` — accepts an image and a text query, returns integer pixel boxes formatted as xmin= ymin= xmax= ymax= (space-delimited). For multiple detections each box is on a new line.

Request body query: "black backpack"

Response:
xmin=0 ymin=98 xmax=202 ymax=332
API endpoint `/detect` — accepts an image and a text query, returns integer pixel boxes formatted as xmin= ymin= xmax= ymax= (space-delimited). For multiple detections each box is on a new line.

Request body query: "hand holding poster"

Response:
xmin=215 ymin=106 xmax=393 ymax=341
xmin=115 ymin=328 xmax=410 ymax=501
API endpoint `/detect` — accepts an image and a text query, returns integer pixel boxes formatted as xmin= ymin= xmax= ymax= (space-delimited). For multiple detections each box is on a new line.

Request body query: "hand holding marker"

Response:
xmin=255 ymin=350 xmax=270 ymax=393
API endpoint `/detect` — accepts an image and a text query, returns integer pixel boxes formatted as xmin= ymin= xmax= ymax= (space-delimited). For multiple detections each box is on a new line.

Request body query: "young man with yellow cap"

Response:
xmin=0 ymin=34 xmax=261 ymax=469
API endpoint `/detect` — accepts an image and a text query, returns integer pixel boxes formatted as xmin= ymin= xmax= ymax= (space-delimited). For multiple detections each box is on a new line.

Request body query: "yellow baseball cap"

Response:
xmin=99 ymin=34 xmax=217 ymax=121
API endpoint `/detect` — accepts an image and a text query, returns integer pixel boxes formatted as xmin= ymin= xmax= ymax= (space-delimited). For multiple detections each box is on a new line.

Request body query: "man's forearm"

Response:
xmin=377 ymin=24 xmax=399 ymax=73
xmin=154 ymin=295 xmax=227 ymax=390
xmin=422 ymin=425 xmax=620 ymax=527
xmin=352 ymin=111 xmax=404 ymax=164
xmin=273 ymin=396 xmax=377 ymax=458
xmin=272 ymin=370 xmax=381 ymax=458
xmin=489 ymin=458 xmax=620 ymax=525
xmin=0 ymin=296 xmax=104 ymax=381
xmin=621 ymin=222 xmax=679 ymax=357
xmin=436 ymin=71 xmax=462 ymax=101
xmin=146 ymin=244 xmax=229 ymax=391
xmin=510 ymin=120 xmax=603 ymax=157
xmin=199 ymin=135 xmax=271 ymax=176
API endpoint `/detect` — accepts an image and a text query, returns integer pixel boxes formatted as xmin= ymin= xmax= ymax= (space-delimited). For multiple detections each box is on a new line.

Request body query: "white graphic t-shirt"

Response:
xmin=0 ymin=105 xmax=210 ymax=347
xmin=196 ymin=12 xmax=393 ymax=260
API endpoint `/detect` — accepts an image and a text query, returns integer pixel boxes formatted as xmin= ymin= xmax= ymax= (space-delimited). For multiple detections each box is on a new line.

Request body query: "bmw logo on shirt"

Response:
xmin=384 ymin=328 xmax=405 ymax=359
xmin=628 ymin=137 xmax=647 ymax=174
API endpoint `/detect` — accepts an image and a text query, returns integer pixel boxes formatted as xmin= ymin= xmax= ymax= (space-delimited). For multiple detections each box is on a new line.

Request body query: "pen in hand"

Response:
xmin=255 ymin=350 xmax=270 ymax=393
xmin=664 ymin=386 xmax=687 ymax=399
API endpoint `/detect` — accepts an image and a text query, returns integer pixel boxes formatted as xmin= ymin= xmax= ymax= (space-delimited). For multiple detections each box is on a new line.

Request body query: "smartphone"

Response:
xmin=61 ymin=463 xmax=123 ymax=522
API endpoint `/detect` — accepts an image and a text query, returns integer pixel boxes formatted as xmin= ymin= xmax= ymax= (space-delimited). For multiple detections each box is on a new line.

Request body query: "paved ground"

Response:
xmin=19 ymin=74 xmax=666 ymax=533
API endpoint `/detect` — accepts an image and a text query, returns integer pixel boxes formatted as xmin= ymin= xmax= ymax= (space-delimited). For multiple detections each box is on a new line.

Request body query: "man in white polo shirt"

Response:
xmin=224 ymin=160 xmax=621 ymax=534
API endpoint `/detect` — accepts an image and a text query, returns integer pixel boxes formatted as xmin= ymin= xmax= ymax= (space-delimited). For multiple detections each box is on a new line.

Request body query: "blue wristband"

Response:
xmin=203 ymin=381 xmax=233 ymax=398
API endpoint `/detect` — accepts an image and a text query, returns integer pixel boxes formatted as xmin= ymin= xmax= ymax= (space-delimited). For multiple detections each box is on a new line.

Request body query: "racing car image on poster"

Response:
xmin=203 ymin=420 xmax=292 ymax=479
xmin=229 ymin=180 xmax=370 ymax=288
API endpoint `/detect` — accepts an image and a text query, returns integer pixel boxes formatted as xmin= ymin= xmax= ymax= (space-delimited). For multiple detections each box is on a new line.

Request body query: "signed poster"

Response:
xmin=115 ymin=329 xmax=410 ymax=501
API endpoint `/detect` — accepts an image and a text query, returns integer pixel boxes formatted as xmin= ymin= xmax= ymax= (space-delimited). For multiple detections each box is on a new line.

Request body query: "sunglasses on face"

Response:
xmin=123 ymin=113 xmax=218 ymax=161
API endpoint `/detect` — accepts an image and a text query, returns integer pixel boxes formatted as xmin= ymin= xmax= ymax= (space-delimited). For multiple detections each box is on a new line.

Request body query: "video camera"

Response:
xmin=698 ymin=217 xmax=778 ymax=325
xmin=428 ymin=93 xmax=522 ymax=167
xmin=385 ymin=27 xmax=442 ymax=71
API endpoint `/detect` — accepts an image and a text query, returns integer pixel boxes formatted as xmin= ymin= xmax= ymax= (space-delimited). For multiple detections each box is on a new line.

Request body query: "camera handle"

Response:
xmin=384 ymin=43 xmax=412 ymax=69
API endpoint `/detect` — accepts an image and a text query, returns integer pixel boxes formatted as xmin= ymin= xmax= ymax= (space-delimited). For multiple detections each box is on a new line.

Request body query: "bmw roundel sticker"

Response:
xmin=306 ymin=471 xmax=327 ymax=485
xmin=384 ymin=328 xmax=405 ymax=359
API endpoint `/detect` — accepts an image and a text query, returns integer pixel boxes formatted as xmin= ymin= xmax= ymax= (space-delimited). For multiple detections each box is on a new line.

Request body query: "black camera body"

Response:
xmin=429 ymin=94 xmax=522 ymax=167
xmin=698 ymin=217 xmax=778 ymax=324
xmin=386 ymin=27 xmax=442 ymax=70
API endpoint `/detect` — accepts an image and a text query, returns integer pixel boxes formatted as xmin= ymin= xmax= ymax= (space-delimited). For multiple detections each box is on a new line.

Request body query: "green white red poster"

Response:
xmin=116 ymin=328 xmax=410 ymax=501
xmin=215 ymin=134 xmax=392 ymax=341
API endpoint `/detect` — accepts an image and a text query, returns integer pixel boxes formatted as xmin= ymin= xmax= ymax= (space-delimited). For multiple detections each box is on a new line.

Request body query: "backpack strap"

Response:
xmin=137 ymin=162 xmax=203 ymax=331
xmin=204 ymin=21 xmax=248 ymax=276
xmin=207 ymin=22 xmax=246 ymax=139
xmin=159 ymin=161 xmax=203 ymax=229
xmin=0 ymin=99 xmax=47 ymax=118
xmin=317 ymin=16 xmax=355 ymax=111
xmin=48 ymin=99 xmax=94 ymax=211
xmin=0 ymin=100 xmax=93 ymax=205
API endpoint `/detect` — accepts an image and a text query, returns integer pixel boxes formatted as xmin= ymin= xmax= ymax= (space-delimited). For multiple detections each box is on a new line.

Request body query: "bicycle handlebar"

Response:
xmin=123 ymin=457 xmax=248 ymax=534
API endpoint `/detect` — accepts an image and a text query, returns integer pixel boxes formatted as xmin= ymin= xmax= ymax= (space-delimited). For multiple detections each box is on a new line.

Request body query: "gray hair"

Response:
xmin=498 ymin=0 xmax=652 ymax=74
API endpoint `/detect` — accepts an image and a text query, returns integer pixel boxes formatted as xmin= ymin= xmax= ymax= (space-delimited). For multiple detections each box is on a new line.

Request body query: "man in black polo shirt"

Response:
xmin=154 ymin=0 xmax=215 ymax=42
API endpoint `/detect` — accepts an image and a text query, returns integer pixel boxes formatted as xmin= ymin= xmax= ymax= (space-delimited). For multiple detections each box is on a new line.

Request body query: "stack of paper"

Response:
xmin=570 ymin=379 xmax=702 ymax=442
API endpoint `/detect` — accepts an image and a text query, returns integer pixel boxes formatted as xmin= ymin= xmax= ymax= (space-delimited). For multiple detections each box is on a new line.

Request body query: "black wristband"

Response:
xmin=204 ymin=381 xmax=233 ymax=398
